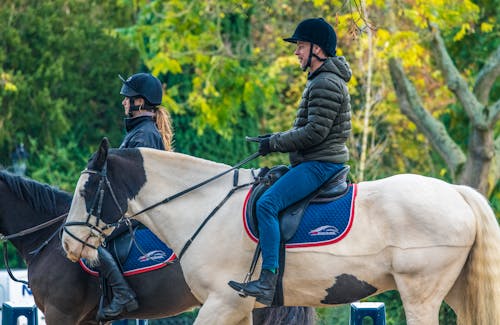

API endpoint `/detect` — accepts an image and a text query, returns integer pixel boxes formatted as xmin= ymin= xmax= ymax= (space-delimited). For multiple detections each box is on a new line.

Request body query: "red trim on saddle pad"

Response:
xmin=79 ymin=253 xmax=176 ymax=277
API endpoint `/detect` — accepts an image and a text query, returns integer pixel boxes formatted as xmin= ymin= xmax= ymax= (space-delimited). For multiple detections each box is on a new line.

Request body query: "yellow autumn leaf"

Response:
xmin=4 ymin=82 xmax=18 ymax=92
xmin=453 ymin=23 xmax=470 ymax=42
xmin=480 ymin=22 xmax=494 ymax=33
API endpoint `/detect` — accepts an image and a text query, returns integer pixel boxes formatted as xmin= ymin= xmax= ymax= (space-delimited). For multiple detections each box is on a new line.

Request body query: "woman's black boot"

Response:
xmin=96 ymin=246 xmax=139 ymax=321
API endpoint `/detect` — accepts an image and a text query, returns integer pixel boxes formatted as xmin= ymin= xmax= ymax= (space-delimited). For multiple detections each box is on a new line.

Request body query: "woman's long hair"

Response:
xmin=154 ymin=106 xmax=174 ymax=151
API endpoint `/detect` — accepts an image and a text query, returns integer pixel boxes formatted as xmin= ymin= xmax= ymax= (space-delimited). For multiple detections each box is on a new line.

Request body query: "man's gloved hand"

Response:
xmin=258 ymin=137 xmax=271 ymax=156
xmin=245 ymin=134 xmax=273 ymax=156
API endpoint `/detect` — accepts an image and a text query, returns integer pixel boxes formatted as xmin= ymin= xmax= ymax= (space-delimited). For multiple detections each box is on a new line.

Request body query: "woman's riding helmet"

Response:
xmin=119 ymin=73 xmax=163 ymax=106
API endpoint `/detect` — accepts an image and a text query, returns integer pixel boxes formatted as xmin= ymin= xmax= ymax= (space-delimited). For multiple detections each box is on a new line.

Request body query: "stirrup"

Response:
xmin=232 ymin=243 xmax=261 ymax=297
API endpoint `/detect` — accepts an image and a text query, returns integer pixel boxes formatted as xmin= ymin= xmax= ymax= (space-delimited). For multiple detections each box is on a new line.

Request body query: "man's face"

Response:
xmin=294 ymin=41 xmax=311 ymax=70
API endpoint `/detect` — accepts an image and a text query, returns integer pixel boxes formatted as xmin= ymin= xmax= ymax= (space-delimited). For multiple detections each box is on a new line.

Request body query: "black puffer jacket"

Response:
xmin=119 ymin=115 xmax=165 ymax=150
xmin=269 ymin=56 xmax=352 ymax=166
xmin=110 ymin=115 xmax=164 ymax=239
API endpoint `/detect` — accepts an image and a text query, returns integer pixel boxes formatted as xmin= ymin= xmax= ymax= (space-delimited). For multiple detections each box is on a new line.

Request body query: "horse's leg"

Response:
xmin=394 ymin=273 xmax=441 ymax=325
xmin=193 ymin=294 xmax=253 ymax=325
xmin=392 ymin=247 xmax=468 ymax=325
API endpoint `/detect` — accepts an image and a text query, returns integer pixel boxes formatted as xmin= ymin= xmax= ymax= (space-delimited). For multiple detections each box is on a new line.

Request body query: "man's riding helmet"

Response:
xmin=284 ymin=18 xmax=337 ymax=71
xmin=119 ymin=73 xmax=163 ymax=107
xmin=284 ymin=18 xmax=337 ymax=57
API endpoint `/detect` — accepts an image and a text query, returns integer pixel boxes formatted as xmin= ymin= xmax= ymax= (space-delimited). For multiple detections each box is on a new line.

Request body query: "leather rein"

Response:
xmin=0 ymin=213 xmax=68 ymax=285
xmin=62 ymin=152 xmax=260 ymax=260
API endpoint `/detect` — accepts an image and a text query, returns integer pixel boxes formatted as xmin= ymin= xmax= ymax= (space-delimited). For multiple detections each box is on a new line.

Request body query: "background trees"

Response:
xmin=0 ymin=0 xmax=139 ymax=188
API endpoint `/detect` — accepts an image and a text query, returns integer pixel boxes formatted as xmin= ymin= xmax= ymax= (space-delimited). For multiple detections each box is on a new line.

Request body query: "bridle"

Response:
xmin=62 ymin=152 xmax=260 ymax=259
xmin=63 ymin=161 xmax=126 ymax=250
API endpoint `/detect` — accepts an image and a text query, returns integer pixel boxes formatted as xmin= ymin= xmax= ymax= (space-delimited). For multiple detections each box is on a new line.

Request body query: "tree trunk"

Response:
xmin=358 ymin=0 xmax=374 ymax=182
xmin=460 ymin=128 xmax=495 ymax=195
xmin=388 ymin=23 xmax=500 ymax=196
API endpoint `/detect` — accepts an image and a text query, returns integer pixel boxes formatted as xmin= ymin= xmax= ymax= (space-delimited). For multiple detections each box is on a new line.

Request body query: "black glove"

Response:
xmin=258 ymin=137 xmax=271 ymax=156
xmin=246 ymin=134 xmax=272 ymax=143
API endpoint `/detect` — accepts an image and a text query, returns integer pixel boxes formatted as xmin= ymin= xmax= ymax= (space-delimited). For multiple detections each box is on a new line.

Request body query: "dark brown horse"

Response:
xmin=0 ymin=170 xmax=315 ymax=324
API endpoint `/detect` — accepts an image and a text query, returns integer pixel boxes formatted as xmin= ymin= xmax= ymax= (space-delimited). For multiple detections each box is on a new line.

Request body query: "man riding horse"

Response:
xmin=229 ymin=17 xmax=353 ymax=305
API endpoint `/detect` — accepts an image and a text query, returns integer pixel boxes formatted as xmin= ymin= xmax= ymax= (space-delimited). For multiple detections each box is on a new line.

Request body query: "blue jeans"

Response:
xmin=256 ymin=161 xmax=344 ymax=270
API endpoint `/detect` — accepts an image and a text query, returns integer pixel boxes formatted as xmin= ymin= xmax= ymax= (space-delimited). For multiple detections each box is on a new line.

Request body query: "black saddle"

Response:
xmin=246 ymin=165 xmax=350 ymax=242
xmin=104 ymin=221 xmax=142 ymax=271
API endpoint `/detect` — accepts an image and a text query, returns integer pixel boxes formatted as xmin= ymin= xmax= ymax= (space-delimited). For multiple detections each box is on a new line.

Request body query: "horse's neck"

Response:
xmin=133 ymin=151 xmax=255 ymax=253
xmin=0 ymin=197 xmax=63 ymax=261
xmin=141 ymin=151 xmax=248 ymax=197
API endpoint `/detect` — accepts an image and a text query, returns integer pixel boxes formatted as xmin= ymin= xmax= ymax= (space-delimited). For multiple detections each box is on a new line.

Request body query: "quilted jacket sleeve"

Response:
xmin=270 ymin=75 xmax=344 ymax=152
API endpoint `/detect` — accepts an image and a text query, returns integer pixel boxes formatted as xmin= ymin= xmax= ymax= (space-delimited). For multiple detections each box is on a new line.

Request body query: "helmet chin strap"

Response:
xmin=127 ymin=97 xmax=156 ymax=117
xmin=303 ymin=43 xmax=327 ymax=72
xmin=127 ymin=97 xmax=143 ymax=117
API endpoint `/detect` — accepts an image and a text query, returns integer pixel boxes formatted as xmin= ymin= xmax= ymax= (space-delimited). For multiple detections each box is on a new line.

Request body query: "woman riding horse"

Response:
xmin=96 ymin=72 xmax=174 ymax=321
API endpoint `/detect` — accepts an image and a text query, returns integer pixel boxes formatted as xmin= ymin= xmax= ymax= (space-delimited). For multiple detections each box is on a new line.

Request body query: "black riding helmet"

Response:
xmin=284 ymin=18 xmax=337 ymax=71
xmin=119 ymin=73 xmax=163 ymax=106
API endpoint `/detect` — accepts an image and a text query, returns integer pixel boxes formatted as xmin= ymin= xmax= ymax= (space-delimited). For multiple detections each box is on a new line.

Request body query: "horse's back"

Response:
xmin=349 ymin=174 xmax=476 ymax=251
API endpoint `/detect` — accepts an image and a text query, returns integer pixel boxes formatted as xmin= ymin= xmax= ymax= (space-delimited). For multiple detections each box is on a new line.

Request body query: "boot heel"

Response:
xmin=125 ymin=299 xmax=139 ymax=312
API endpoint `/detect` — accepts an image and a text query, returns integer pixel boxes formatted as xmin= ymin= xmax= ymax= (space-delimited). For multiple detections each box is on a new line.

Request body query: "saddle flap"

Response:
xmin=246 ymin=165 xmax=290 ymax=237
xmin=109 ymin=226 xmax=137 ymax=267
xmin=279 ymin=197 xmax=313 ymax=241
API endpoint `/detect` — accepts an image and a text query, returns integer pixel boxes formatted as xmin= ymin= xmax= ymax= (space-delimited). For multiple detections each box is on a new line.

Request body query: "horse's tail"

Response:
xmin=453 ymin=185 xmax=500 ymax=325
xmin=254 ymin=306 xmax=317 ymax=325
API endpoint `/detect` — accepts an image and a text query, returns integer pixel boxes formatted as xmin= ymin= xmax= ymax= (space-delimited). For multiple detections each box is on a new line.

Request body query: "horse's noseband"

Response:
xmin=63 ymin=163 xmax=126 ymax=250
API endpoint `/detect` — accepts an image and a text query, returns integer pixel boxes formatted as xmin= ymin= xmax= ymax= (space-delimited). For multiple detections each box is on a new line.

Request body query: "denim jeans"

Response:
xmin=256 ymin=161 xmax=344 ymax=270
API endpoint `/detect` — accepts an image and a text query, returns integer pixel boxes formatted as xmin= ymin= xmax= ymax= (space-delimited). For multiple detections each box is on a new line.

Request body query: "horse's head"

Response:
xmin=62 ymin=137 xmax=147 ymax=262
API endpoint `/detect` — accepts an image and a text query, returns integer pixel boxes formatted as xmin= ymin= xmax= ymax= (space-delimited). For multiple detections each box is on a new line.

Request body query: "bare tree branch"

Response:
xmin=428 ymin=24 xmax=487 ymax=129
xmin=474 ymin=45 xmax=500 ymax=106
xmin=388 ymin=58 xmax=466 ymax=176
xmin=489 ymin=99 xmax=500 ymax=127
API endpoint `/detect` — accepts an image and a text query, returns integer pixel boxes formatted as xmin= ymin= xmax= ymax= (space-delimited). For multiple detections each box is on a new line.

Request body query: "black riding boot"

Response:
xmin=96 ymin=246 xmax=139 ymax=321
xmin=228 ymin=269 xmax=278 ymax=306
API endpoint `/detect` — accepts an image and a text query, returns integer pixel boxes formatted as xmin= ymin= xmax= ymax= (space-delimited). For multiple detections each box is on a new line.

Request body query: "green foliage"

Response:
xmin=0 ymin=243 xmax=26 ymax=269
xmin=173 ymin=112 xmax=260 ymax=168
xmin=116 ymin=0 xmax=332 ymax=137
xmin=0 ymin=0 xmax=139 ymax=187
xmin=316 ymin=305 xmax=350 ymax=324
xmin=27 ymin=135 xmax=91 ymax=191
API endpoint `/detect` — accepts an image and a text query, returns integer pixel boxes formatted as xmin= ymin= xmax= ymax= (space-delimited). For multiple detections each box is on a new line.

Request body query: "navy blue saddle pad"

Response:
xmin=80 ymin=227 xmax=175 ymax=276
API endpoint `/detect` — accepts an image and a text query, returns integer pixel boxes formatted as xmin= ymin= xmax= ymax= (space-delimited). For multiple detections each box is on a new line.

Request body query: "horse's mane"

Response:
xmin=0 ymin=170 xmax=72 ymax=216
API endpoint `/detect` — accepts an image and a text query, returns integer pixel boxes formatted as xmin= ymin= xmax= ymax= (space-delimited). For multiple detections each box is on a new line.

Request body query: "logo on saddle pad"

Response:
xmin=309 ymin=225 xmax=340 ymax=236
xmin=243 ymin=184 xmax=357 ymax=248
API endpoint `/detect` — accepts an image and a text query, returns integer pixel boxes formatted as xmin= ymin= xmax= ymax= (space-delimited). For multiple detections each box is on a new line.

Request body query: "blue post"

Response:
xmin=349 ymin=302 xmax=386 ymax=325
xmin=2 ymin=302 xmax=38 ymax=325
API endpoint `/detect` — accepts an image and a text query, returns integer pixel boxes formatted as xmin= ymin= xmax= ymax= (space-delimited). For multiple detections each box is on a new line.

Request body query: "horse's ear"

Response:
xmin=95 ymin=137 xmax=109 ymax=170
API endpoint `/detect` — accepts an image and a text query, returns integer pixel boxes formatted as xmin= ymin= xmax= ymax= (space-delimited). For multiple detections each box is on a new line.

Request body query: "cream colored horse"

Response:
xmin=62 ymin=139 xmax=500 ymax=325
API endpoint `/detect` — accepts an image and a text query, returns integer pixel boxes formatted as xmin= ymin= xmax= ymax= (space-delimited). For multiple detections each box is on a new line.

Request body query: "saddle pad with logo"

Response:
xmin=243 ymin=184 xmax=357 ymax=248
xmin=79 ymin=227 xmax=176 ymax=277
